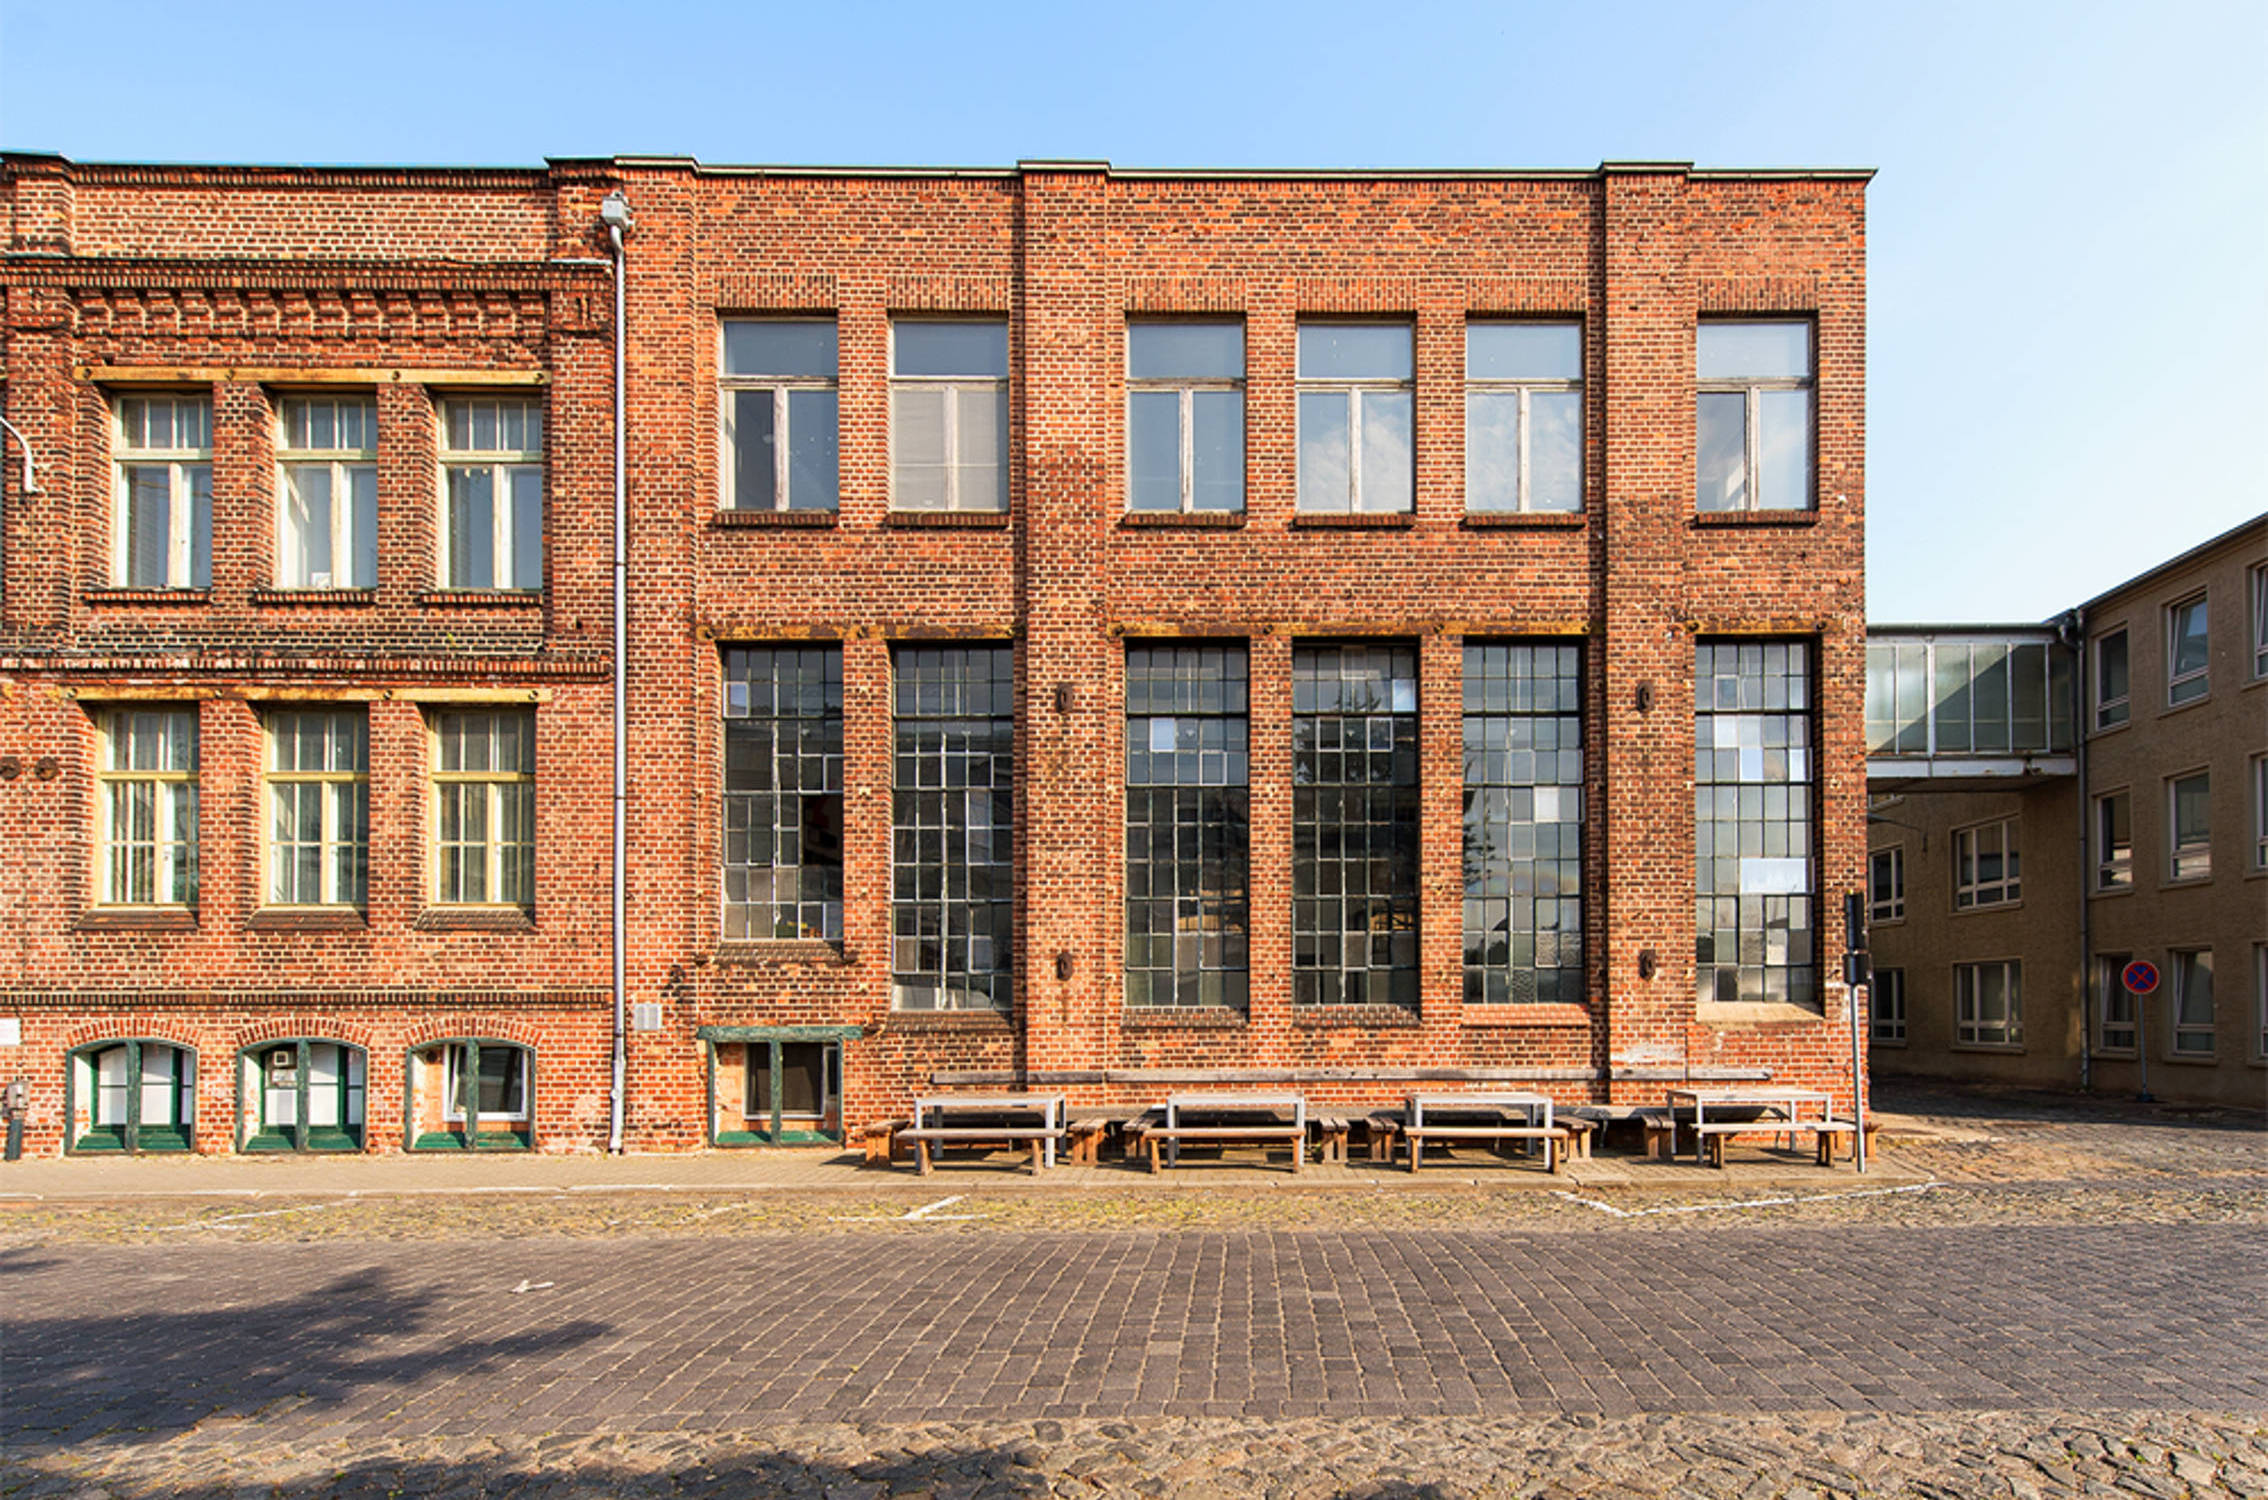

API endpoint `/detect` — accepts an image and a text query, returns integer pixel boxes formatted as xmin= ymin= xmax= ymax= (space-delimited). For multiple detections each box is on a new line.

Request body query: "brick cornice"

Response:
xmin=2 ymin=652 xmax=608 ymax=681
xmin=4 ymin=256 xmax=603 ymax=295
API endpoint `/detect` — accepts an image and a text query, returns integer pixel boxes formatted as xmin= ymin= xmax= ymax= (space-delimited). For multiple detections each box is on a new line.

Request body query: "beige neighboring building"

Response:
xmin=1865 ymin=515 xmax=2267 ymax=1108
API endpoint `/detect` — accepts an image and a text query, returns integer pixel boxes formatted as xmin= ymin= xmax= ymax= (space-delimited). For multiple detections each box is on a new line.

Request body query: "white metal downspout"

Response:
xmin=2063 ymin=606 xmax=2090 ymax=1094
xmin=603 ymin=192 xmax=633 ymax=1155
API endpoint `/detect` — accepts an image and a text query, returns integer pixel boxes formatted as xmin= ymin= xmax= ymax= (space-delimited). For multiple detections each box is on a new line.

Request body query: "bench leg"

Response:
xmin=1290 ymin=1139 xmax=1302 ymax=1174
xmin=1032 ymin=1138 xmax=1046 ymax=1175
xmin=1546 ymin=1136 xmax=1560 ymax=1175
xmin=1407 ymin=1137 xmax=1422 ymax=1173
xmin=917 ymin=1139 xmax=933 ymax=1176
xmin=1147 ymin=1137 xmax=1163 ymax=1175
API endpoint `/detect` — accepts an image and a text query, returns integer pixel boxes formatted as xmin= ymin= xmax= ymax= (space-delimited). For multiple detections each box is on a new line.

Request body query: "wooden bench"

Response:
xmin=1635 ymin=1109 xmax=1681 ymax=1161
xmin=1554 ymin=1116 xmax=1597 ymax=1161
xmin=1365 ymin=1111 xmax=1403 ymax=1164
xmin=1403 ymin=1123 xmax=1560 ymax=1173
xmin=892 ymin=1125 xmax=1069 ymax=1176
xmin=1066 ymin=1116 xmax=1114 ymax=1167
xmin=1311 ymin=1114 xmax=1350 ymax=1166
xmin=861 ymin=1117 xmax=909 ymax=1165
xmin=1138 ymin=1123 xmax=1306 ymax=1174
xmin=1695 ymin=1118 xmax=1860 ymax=1168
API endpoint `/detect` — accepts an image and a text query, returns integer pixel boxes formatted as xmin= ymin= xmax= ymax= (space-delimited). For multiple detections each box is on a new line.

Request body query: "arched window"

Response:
xmin=239 ymin=1041 xmax=367 ymax=1152
xmin=407 ymin=1039 xmax=533 ymax=1150
xmin=67 ymin=1041 xmax=196 ymax=1153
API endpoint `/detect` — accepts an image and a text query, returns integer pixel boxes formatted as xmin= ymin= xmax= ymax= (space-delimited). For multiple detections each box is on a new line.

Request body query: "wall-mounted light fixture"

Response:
xmin=0 ymin=416 xmax=41 ymax=497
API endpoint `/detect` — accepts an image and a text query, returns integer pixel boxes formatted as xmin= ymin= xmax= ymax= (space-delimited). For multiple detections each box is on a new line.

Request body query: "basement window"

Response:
xmin=711 ymin=1036 xmax=844 ymax=1145
xmin=67 ymin=1040 xmax=196 ymax=1154
xmin=409 ymin=1039 xmax=533 ymax=1150
xmin=240 ymin=1040 xmax=366 ymax=1152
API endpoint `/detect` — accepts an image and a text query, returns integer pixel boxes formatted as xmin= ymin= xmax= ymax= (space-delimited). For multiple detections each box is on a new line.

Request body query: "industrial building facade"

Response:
xmin=0 ymin=153 xmax=1872 ymax=1155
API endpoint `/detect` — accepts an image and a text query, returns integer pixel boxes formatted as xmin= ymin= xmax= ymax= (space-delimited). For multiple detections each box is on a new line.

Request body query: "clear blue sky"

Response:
xmin=3 ymin=0 xmax=2260 ymax=622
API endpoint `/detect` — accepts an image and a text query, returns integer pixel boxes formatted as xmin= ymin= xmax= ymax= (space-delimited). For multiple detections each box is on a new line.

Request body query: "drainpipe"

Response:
xmin=600 ymin=189 xmax=634 ymax=1154
xmin=2058 ymin=607 xmax=2089 ymax=1093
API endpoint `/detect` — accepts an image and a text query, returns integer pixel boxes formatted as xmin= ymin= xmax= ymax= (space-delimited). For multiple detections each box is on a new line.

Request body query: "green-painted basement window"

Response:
xmin=409 ymin=1040 xmax=533 ymax=1150
xmin=242 ymin=1041 xmax=366 ymax=1152
xmin=70 ymin=1040 xmax=196 ymax=1154
xmin=716 ymin=1039 xmax=841 ymax=1145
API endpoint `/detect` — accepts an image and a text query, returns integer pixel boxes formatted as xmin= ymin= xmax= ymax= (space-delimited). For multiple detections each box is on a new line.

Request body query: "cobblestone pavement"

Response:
xmin=5 ymin=1080 xmax=2262 ymax=1497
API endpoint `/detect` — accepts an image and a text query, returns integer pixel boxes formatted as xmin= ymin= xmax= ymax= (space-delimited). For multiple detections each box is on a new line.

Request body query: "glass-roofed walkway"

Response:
xmin=1865 ymin=626 xmax=2076 ymax=786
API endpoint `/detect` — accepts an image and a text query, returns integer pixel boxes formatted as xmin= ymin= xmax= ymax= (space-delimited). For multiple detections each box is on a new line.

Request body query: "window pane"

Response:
xmin=1189 ymin=391 xmax=1244 ymax=512
xmin=891 ymin=386 xmax=949 ymax=510
xmin=187 ymin=466 xmax=213 ymax=590
xmin=509 ymin=468 xmax=543 ymax=590
xmin=1528 ymin=389 xmax=1583 ymax=512
xmin=448 ymin=467 xmax=495 ymax=587
xmin=349 ymin=466 xmax=379 ymax=588
xmin=954 ymin=385 xmax=1007 ymax=511
xmin=786 ymin=389 xmax=839 ymax=510
xmin=1128 ymin=390 xmax=1181 ymax=511
xmin=125 ymin=467 xmax=171 ymax=586
xmin=1360 ymin=391 xmax=1413 ymax=513
xmin=1467 ymin=323 xmax=1580 ymax=381
xmin=730 ymin=390 xmax=777 ymax=510
xmin=1298 ymin=391 xmax=1351 ymax=512
xmin=1696 ymin=394 xmax=1748 ymax=511
xmin=895 ymin=321 xmax=1008 ymax=378
xmin=724 ymin=320 xmax=837 ymax=378
xmin=1756 ymin=388 xmax=1812 ymax=510
xmin=283 ymin=466 xmax=331 ymax=586
xmin=1130 ymin=322 xmax=1243 ymax=380
xmin=1299 ymin=324 xmax=1412 ymax=380
xmin=1465 ymin=393 xmax=1520 ymax=513
xmin=1699 ymin=322 xmax=1810 ymax=380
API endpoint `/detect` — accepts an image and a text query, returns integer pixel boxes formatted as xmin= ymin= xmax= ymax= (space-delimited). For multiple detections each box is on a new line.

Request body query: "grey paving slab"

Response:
xmin=4 ymin=1221 xmax=2262 ymax=1459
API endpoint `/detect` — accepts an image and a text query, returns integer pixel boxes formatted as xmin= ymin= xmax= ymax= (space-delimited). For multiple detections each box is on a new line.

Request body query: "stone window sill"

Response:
xmin=1460 ymin=1003 xmax=1591 ymax=1028
xmin=882 ymin=1008 xmax=1015 ymax=1033
xmin=1292 ymin=1004 xmax=1422 ymax=1029
xmin=247 ymin=907 xmax=368 ymax=933
xmin=712 ymin=508 xmax=838 ymax=529
xmin=1122 ymin=1007 xmax=1248 ymax=1031
xmin=74 ymin=908 xmax=198 ymax=933
xmin=249 ymin=587 xmax=379 ymax=607
xmin=84 ymin=588 xmax=211 ymax=606
xmin=1696 ymin=1000 xmax=1828 ymax=1027
xmin=712 ymin=940 xmax=852 ymax=968
xmin=414 ymin=907 xmax=534 ymax=932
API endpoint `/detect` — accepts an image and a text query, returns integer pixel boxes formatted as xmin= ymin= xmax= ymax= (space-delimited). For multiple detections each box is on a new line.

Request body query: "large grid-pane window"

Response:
xmin=2171 ymin=949 xmax=2215 ymax=1057
xmin=440 ymin=398 xmax=543 ymax=590
xmin=2166 ymin=595 xmax=2209 ymax=706
xmin=1953 ymin=819 xmax=2021 ymax=909
xmin=1695 ymin=641 xmax=1816 ymax=1009
xmin=1125 ymin=645 xmax=1249 ymax=1009
xmin=114 ymin=395 xmax=212 ymax=588
xmin=892 ymin=647 xmax=1014 ymax=1010
xmin=1462 ymin=643 xmax=1583 ymax=1005
xmin=722 ymin=646 xmax=844 ymax=941
xmin=1697 ymin=322 xmax=1813 ymax=512
xmin=1956 ymin=960 xmax=2021 ymax=1047
xmin=1128 ymin=324 xmax=1245 ymax=514
xmin=2168 ymin=771 xmax=2211 ymax=881
xmin=2094 ymin=790 xmax=2132 ymax=892
xmin=265 ymin=709 xmax=369 ymax=908
xmin=1294 ymin=643 xmax=1419 ymax=1008
xmin=278 ymin=396 xmax=378 ymax=588
xmin=99 ymin=707 xmax=199 ymax=907
xmin=432 ymin=710 xmax=535 ymax=907
xmin=2093 ymin=629 xmax=2129 ymax=729
xmin=722 ymin=320 xmax=839 ymax=512
xmin=1297 ymin=325 xmax=1413 ymax=514
xmin=891 ymin=321 xmax=1008 ymax=513
xmin=1465 ymin=323 xmax=1582 ymax=513
xmin=1871 ymin=967 xmax=1906 ymax=1045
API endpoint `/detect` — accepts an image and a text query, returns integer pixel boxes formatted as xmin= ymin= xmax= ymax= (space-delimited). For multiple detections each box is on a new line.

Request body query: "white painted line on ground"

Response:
xmin=1551 ymin=1181 xmax=1946 ymax=1219
xmin=831 ymin=1193 xmax=986 ymax=1224
xmin=507 ymin=1279 xmax=556 ymax=1294
xmin=156 ymin=1203 xmax=334 ymax=1230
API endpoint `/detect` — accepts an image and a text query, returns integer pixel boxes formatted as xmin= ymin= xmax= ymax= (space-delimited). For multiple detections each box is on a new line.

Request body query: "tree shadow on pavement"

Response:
xmin=1 ymin=1264 xmax=609 ymax=1460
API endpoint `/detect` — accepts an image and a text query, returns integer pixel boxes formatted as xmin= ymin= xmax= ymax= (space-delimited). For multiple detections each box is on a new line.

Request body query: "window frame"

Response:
xmin=1954 ymin=958 xmax=2023 ymax=1049
xmin=1869 ymin=966 xmax=1906 ymax=1046
xmin=889 ymin=644 xmax=1017 ymax=1011
xmin=1125 ymin=321 xmax=1246 ymax=515
xmin=275 ymin=394 xmax=379 ymax=589
xmin=2251 ymin=752 xmax=2267 ymax=875
xmin=1952 ymin=817 xmax=2021 ymax=911
xmin=2251 ymin=563 xmax=2268 ymax=682
xmin=428 ymin=709 xmax=536 ymax=910
xmin=2253 ymin=943 xmax=2267 ymax=1063
xmin=1695 ymin=640 xmax=1820 ymax=1010
xmin=1295 ymin=322 xmax=1415 ymax=515
xmin=2165 ymin=593 xmax=2210 ymax=707
xmin=238 ymin=1038 xmax=367 ymax=1154
xmin=719 ymin=318 xmax=840 ymax=513
xmin=1124 ymin=642 xmax=1251 ymax=1011
xmin=2093 ymin=787 xmax=2133 ymax=893
xmin=1868 ymin=845 xmax=1905 ymax=924
xmin=408 ymin=1038 xmax=535 ymax=1150
xmin=263 ymin=708 xmax=370 ymax=911
xmin=2166 ymin=769 xmax=2211 ymax=883
xmin=2092 ymin=628 xmax=2130 ymax=730
xmin=2094 ymin=952 xmax=2137 ymax=1055
xmin=888 ymin=318 xmax=1010 ymax=514
xmin=2169 ymin=948 xmax=2215 ymax=1058
xmin=436 ymin=395 xmax=545 ymax=591
xmin=97 ymin=706 xmax=200 ymax=909
xmin=720 ymin=645 xmax=845 ymax=943
xmin=1695 ymin=320 xmax=1815 ymax=514
xmin=111 ymin=392 xmax=213 ymax=589
xmin=1463 ymin=320 xmax=1584 ymax=515
xmin=1462 ymin=641 xmax=1586 ymax=1005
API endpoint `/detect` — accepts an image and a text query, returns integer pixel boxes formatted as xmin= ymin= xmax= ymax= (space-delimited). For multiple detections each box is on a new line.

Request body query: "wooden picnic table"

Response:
xmin=1664 ymin=1087 xmax=1851 ymax=1167
xmin=1136 ymin=1092 xmax=1308 ymax=1173
xmin=898 ymin=1093 xmax=1068 ymax=1175
xmin=1402 ymin=1091 xmax=1557 ymax=1172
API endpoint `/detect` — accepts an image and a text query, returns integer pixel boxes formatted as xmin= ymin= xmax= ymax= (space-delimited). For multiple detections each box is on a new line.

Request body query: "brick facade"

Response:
xmin=1 ymin=154 xmax=1872 ymax=1156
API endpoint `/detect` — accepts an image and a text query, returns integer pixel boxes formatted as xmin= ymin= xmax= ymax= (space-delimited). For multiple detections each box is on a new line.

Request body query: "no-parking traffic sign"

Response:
xmin=2120 ymin=959 xmax=2160 ymax=996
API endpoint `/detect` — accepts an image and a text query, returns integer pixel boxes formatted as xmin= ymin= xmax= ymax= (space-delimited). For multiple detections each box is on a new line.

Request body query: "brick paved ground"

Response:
xmin=3 ymin=1080 xmax=2263 ymax=1498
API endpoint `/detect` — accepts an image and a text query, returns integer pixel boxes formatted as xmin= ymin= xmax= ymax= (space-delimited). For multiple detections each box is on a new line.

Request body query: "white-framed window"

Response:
xmin=2095 ymin=953 xmax=2136 ymax=1054
xmin=113 ymin=394 xmax=212 ymax=588
xmin=2251 ymin=564 xmax=2268 ymax=681
xmin=1297 ymin=322 xmax=1413 ymax=514
xmin=2093 ymin=628 xmax=2129 ymax=730
xmin=98 ymin=707 xmax=199 ymax=907
xmin=1953 ymin=818 xmax=2020 ymax=909
xmin=2166 ymin=594 xmax=2209 ymax=706
xmin=1870 ymin=966 xmax=1905 ymax=1045
xmin=277 ymin=395 xmax=377 ymax=588
xmin=2253 ymin=943 xmax=2267 ymax=1061
xmin=1868 ymin=845 xmax=1904 ymax=923
xmin=1955 ymin=959 xmax=2021 ymax=1047
xmin=439 ymin=397 xmax=543 ymax=590
xmin=721 ymin=319 xmax=839 ymax=512
xmin=264 ymin=709 xmax=369 ymax=909
xmin=2168 ymin=770 xmax=2211 ymax=882
xmin=2170 ymin=948 xmax=2215 ymax=1057
xmin=2094 ymin=789 xmax=2132 ymax=892
xmin=1127 ymin=322 xmax=1245 ymax=514
xmin=1466 ymin=321 xmax=1582 ymax=513
xmin=442 ymin=1041 xmax=530 ymax=1122
xmin=2251 ymin=753 xmax=2267 ymax=873
xmin=431 ymin=709 xmax=534 ymax=908
xmin=1697 ymin=321 xmax=1813 ymax=513
xmin=890 ymin=320 xmax=1008 ymax=513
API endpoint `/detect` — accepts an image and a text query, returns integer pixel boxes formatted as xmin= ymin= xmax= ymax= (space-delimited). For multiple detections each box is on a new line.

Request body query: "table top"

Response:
xmin=1166 ymin=1092 xmax=1305 ymax=1111
xmin=1665 ymin=1087 xmax=1832 ymax=1103
xmin=915 ymin=1094 xmax=1064 ymax=1113
xmin=1407 ymin=1091 xmax=1553 ymax=1111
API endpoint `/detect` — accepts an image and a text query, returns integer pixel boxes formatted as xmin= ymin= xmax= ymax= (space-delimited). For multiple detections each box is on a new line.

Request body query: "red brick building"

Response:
xmin=0 ymin=153 xmax=1872 ymax=1156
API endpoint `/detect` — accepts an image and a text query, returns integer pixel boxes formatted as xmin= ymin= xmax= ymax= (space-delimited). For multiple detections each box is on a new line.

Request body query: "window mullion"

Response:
xmin=294 ymin=1039 xmax=313 ymax=1151
xmin=941 ymin=381 xmax=960 ymax=512
xmin=773 ymin=386 xmax=791 ymax=512
xmin=1347 ymin=388 xmax=1364 ymax=513
xmin=1179 ymin=387 xmax=1194 ymax=513
xmin=1516 ymin=386 xmax=1532 ymax=513
xmin=168 ymin=463 xmax=191 ymax=585
xmin=124 ymin=1039 xmax=143 ymax=1151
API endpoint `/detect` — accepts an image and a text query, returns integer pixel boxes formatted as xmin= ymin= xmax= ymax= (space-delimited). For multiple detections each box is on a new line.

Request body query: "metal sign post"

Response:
xmin=2121 ymin=959 xmax=2160 ymax=1103
xmin=1843 ymin=891 xmax=1869 ymax=1173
